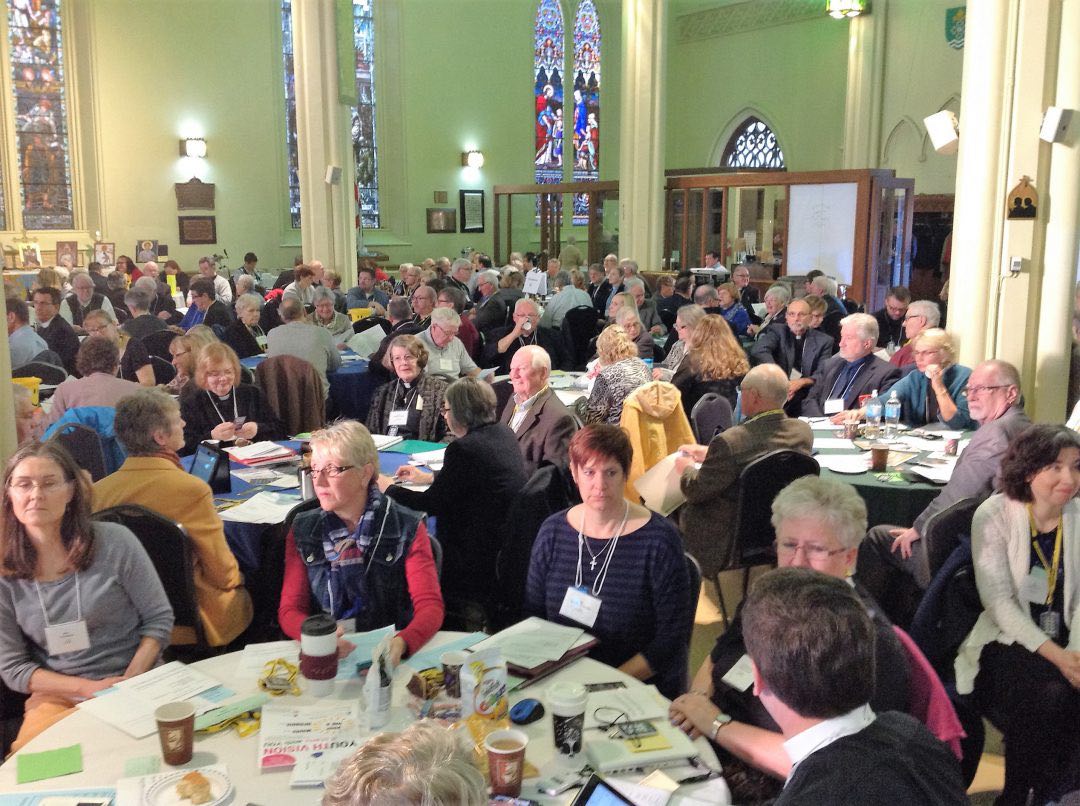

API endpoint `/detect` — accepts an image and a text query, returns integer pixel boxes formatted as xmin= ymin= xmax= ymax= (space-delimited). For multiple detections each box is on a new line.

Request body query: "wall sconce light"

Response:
xmin=180 ymin=137 xmax=207 ymax=158
xmin=461 ymin=150 xmax=484 ymax=169
xmin=826 ymin=0 xmax=865 ymax=19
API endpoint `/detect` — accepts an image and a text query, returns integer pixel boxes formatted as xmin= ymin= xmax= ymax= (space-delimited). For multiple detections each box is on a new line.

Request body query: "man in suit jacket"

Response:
xmin=32 ymin=287 xmax=80 ymax=374
xmin=800 ymin=313 xmax=900 ymax=417
xmin=857 ymin=359 xmax=1032 ymax=626
xmin=472 ymin=269 xmax=508 ymax=336
xmin=500 ymin=345 xmax=576 ymax=477
xmin=676 ymin=364 xmax=813 ymax=576
xmin=750 ymin=299 xmax=835 ymax=413
xmin=732 ymin=264 xmax=760 ymax=307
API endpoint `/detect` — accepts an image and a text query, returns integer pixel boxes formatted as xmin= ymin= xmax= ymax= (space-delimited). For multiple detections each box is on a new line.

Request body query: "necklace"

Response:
xmin=576 ymin=500 xmax=630 ymax=587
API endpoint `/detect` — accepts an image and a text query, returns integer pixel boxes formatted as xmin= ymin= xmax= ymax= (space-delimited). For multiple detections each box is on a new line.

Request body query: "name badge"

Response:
xmin=1020 ymin=567 xmax=1050 ymax=604
xmin=44 ymin=619 xmax=90 ymax=656
xmin=388 ymin=410 xmax=409 ymax=427
xmin=721 ymin=654 xmax=755 ymax=692
xmin=439 ymin=358 xmax=454 ymax=372
xmin=256 ymin=335 xmax=268 ymax=349
xmin=823 ymin=398 xmax=845 ymax=415
xmin=789 ymin=368 xmax=803 ymax=381
xmin=559 ymin=586 xmax=601 ymax=628
xmin=415 ymin=397 xmax=424 ymax=411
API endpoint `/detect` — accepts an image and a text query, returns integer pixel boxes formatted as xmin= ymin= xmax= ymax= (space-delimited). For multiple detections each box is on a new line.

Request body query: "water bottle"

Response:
xmin=884 ymin=391 xmax=901 ymax=440
xmin=864 ymin=390 xmax=883 ymax=439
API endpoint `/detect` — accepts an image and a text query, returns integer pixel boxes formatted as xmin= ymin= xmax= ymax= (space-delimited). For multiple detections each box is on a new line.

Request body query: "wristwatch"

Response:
xmin=710 ymin=711 xmax=733 ymax=741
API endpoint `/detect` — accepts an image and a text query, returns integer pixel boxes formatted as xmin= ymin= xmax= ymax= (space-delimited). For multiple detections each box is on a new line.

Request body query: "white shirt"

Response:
xmin=782 ymin=704 xmax=876 ymax=781
xmin=509 ymin=386 xmax=547 ymax=432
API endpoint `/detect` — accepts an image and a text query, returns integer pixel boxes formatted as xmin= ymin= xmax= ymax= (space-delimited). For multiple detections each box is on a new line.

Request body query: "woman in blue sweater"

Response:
xmin=871 ymin=328 xmax=974 ymax=429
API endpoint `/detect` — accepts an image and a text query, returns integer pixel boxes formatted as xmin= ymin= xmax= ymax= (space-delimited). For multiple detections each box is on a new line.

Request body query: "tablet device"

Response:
xmin=570 ymin=774 xmax=636 ymax=806
xmin=190 ymin=441 xmax=231 ymax=494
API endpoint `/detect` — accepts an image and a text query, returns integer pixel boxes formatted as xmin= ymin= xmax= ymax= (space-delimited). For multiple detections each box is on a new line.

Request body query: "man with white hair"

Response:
xmin=483 ymin=298 xmax=566 ymax=373
xmin=800 ymin=313 xmax=900 ymax=417
xmin=419 ymin=307 xmax=480 ymax=381
xmin=132 ymin=275 xmax=175 ymax=322
xmin=122 ymin=287 xmax=168 ymax=340
xmin=625 ymin=277 xmax=665 ymax=335
xmin=501 ymin=345 xmax=576 ymax=476
xmin=445 ymin=257 xmax=474 ymax=299
xmin=472 ymin=268 xmax=507 ymax=336
xmin=808 ymin=274 xmax=844 ymax=344
xmin=266 ymin=297 xmax=341 ymax=399
xmin=890 ymin=299 xmax=941 ymax=368
xmin=193 ymin=256 xmax=232 ymax=305
xmin=693 ymin=283 xmax=722 ymax=315
xmin=60 ymin=270 xmax=114 ymax=328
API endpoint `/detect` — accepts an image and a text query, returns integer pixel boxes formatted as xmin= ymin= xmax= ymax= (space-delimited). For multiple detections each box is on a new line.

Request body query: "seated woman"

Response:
xmin=672 ymin=314 xmax=748 ymax=414
xmin=525 ymin=425 xmax=691 ymax=700
xmin=162 ymin=259 xmax=190 ymax=297
xmin=47 ymin=337 xmax=142 ymax=424
xmin=279 ymin=420 xmax=444 ymax=665
xmin=668 ymin=476 xmax=910 ymax=800
xmin=179 ymin=342 xmax=283 ymax=454
xmin=0 ymin=442 xmax=173 ymax=752
xmin=82 ymin=309 xmax=155 ymax=386
xmin=957 ymin=424 xmax=1080 ymax=804
xmin=165 ymin=327 xmax=218 ymax=397
xmin=378 ymin=378 xmax=526 ymax=625
xmin=367 ymin=335 xmax=449 ymax=443
xmin=654 ymin=304 xmax=705 ymax=382
xmin=93 ymin=389 xmax=253 ymax=647
xmin=715 ymin=282 xmax=751 ymax=337
xmin=312 ymin=286 xmax=353 ymax=346
xmin=585 ymin=325 xmax=650 ymax=425
xmin=223 ymin=292 xmax=266 ymax=359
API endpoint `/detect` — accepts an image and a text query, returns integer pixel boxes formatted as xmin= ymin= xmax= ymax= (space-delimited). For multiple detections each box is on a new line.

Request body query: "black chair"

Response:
xmin=492 ymin=379 xmax=514 ymax=419
xmin=273 ymin=269 xmax=296 ymax=290
xmin=12 ymin=361 xmax=67 ymax=385
xmin=93 ymin=505 xmax=211 ymax=657
xmin=920 ymin=495 xmax=983 ymax=582
xmin=429 ymin=534 xmax=443 ymax=580
xmin=684 ymin=552 xmax=702 ymax=658
xmin=353 ymin=315 xmax=390 ymax=335
xmin=150 ymin=355 xmax=176 ymax=385
xmin=142 ymin=329 xmax=178 ymax=362
xmin=30 ymin=348 xmax=65 ymax=367
xmin=689 ymin=393 xmax=733 ymax=443
xmin=561 ymin=306 xmax=600 ymax=371
xmin=49 ymin=423 xmax=108 ymax=481
xmin=239 ymin=365 xmax=255 ymax=386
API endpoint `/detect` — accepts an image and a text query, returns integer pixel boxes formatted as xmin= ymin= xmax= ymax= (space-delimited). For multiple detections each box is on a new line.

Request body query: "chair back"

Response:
xmin=428 ymin=534 xmax=443 ymax=580
xmin=491 ymin=379 xmax=515 ymax=420
xmin=255 ymin=354 xmax=326 ymax=436
xmin=13 ymin=361 xmax=67 ymax=385
xmin=42 ymin=406 xmax=127 ymax=474
xmin=561 ymin=306 xmax=600 ymax=370
xmin=732 ymin=449 xmax=820 ymax=566
xmin=920 ymin=495 xmax=983 ymax=580
xmin=684 ymin=552 xmax=702 ymax=653
xmin=690 ymin=393 xmax=733 ymax=443
xmin=49 ymin=423 xmax=107 ymax=482
xmin=908 ymin=539 xmax=981 ymax=678
xmin=891 ymin=626 xmax=965 ymax=760
xmin=150 ymin=355 xmax=176 ymax=385
xmin=141 ymin=330 xmax=178 ymax=362
xmin=30 ymin=349 xmax=65 ymax=367
xmin=93 ymin=505 xmax=206 ymax=647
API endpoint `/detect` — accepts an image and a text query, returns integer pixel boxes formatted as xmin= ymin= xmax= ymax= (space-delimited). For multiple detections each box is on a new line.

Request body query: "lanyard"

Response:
xmin=1028 ymin=505 xmax=1063 ymax=606
xmin=35 ymin=573 xmax=82 ymax=627
xmin=575 ymin=501 xmax=629 ymax=597
xmin=742 ymin=408 xmax=783 ymax=426
xmin=207 ymin=389 xmax=239 ymax=425
xmin=828 ymin=360 xmax=866 ymax=403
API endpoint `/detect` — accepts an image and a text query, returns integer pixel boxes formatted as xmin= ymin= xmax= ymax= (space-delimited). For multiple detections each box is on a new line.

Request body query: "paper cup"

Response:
xmin=547 ymin=682 xmax=587 ymax=758
xmin=155 ymin=701 xmax=195 ymax=765
xmin=871 ymin=444 xmax=890 ymax=472
xmin=484 ymin=728 xmax=529 ymax=797
xmin=441 ymin=650 xmax=467 ymax=699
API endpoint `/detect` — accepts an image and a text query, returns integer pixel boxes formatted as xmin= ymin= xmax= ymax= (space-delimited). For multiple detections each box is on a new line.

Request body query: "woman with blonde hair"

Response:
xmin=586 ymin=325 xmax=650 ymax=425
xmin=672 ymin=314 xmax=748 ymax=413
xmin=165 ymin=327 xmax=218 ymax=397
xmin=654 ymin=304 xmax=706 ymax=381
xmin=82 ymin=309 xmax=155 ymax=386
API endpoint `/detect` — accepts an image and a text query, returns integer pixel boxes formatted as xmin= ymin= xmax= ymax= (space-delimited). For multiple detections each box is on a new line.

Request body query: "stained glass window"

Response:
xmin=721 ymin=117 xmax=785 ymax=170
xmin=534 ymin=0 xmax=564 ymax=221
xmin=7 ymin=0 xmax=73 ymax=230
xmin=571 ymin=0 xmax=599 ymax=226
xmin=281 ymin=0 xmax=300 ymax=228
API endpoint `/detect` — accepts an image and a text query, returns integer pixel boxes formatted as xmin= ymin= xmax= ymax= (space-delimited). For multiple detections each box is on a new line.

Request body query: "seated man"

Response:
xmin=625 ymin=277 xmax=665 ymax=335
xmin=471 ymin=269 xmax=506 ymax=336
xmin=540 ymin=270 xmax=592 ymax=330
xmin=693 ymin=283 xmax=723 ymax=316
xmin=500 ymin=345 xmax=576 ymax=477
xmin=873 ymin=285 xmax=910 ymax=350
xmin=435 ymin=286 xmax=479 ymax=360
xmin=857 ymin=359 xmax=1032 ymax=626
xmin=370 ymin=296 xmax=424 ymax=382
xmin=193 ymin=256 xmax=232 ymax=305
xmin=31 ymin=287 xmax=79 ymax=373
xmin=749 ymin=298 xmax=834 ymax=412
xmin=891 ymin=299 xmax=940 ymax=368
xmin=6 ymin=296 xmax=47 ymax=368
xmin=61 ymin=270 xmax=115 ymax=329
xmin=419 ymin=307 xmax=480 ymax=381
xmin=266 ymin=297 xmax=342 ymax=400
xmin=410 ymin=285 xmax=437 ymax=331
xmin=483 ymin=298 xmax=566 ymax=373
xmin=799 ymin=313 xmax=900 ymax=417
xmin=345 ymin=264 xmax=389 ymax=316
xmin=676 ymin=364 xmax=813 ymax=577
xmin=179 ymin=277 xmax=233 ymax=332
xmin=732 ymin=263 xmax=760 ymax=308
xmin=656 ymin=273 xmax=693 ymax=321
xmin=734 ymin=568 xmax=966 ymax=805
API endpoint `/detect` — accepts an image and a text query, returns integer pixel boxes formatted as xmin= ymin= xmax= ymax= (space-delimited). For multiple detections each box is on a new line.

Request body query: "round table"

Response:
xmin=0 ymin=633 xmax=727 ymax=804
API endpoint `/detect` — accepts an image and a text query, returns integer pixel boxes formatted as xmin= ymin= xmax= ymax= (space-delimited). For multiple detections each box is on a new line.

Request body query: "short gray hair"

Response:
xmin=478 ymin=269 xmax=500 ymax=288
xmin=451 ymin=257 xmax=472 ymax=275
xmin=114 ymin=389 xmax=180 ymax=456
xmin=906 ymin=299 xmax=940 ymax=328
xmin=978 ymin=358 xmax=1021 ymax=390
xmin=694 ymin=284 xmax=719 ymax=303
xmin=124 ymin=288 xmax=152 ymax=312
xmin=133 ymin=276 xmax=158 ymax=295
xmin=430 ymin=306 xmax=461 ymax=328
xmin=812 ymin=275 xmax=838 ymax=297
xmin=235 ymin=274 xmax=255 ymax=295
xmin=387 ymin=297 xmax=412 ymax=321
xmin=553 ymin=270 xmax=572 ymax=289
xmin=841 ymin=312 xmax=878 ymax=343
xmin=742 ymin=364 xmax=789 ymax=408
xmin=771 ymin=476 xmax=868 ymax=550
xmin=278 ymin=297 xmax=305 ymax=322
xmin=517 ymin=344 xmax=551 ymax=372
xmin=764 ymin=284 xmax=791 ymax=305
xmin=309 ymin=419 xmax=378 ymax=471
xmin=515 ymin=298 xmax=539 ymax=316
xmin=312 ymin=286 xmax=336 ymax=305
xmin=624 ymin=276 xmax=645 ymax=292
xmin=235 ymin=292 xmax=262 ymax=313
xmin=445 ymin=377 xmax=497 ymax=430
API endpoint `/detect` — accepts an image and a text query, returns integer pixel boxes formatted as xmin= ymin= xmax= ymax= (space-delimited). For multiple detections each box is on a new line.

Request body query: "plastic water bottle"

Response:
xmin=864 ymin=390 xmax=883 ymax=438
xmin=884 ymin=391 xmax=901 ymax=440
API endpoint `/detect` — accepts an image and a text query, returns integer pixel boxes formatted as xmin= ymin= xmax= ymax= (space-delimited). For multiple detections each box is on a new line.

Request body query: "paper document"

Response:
xmin=907 ymin=460 xmax=956 ymax=484
xmin=236 ymin=640 xmax=300 ymax=677
xmin=403 ymin=631 xmax=487 ymax=671
xmin=347 ymin=325 xmax=386 ymax=358
xmin=371 ymin=434 xmax=403 ymax=451
xmin=812 ymin=437 xmax=857 ymax=450
xmin=219 ymin=491 xmax=302 ymax=523
xmin=225 ymin=441 xmax=294 ymax=462
xmin=410 ymin=447 xmax=446 ymax=465
xmin=608 ymin=777 xmax=673 ymax=806
xmin=634 ymin=452 xmax=689 ymax=517
xmin=337 ymin=624 xmax=395 ymax=680
xmin=584 ymin=685 xmax=668 ymax=728
xmin=471 ymin=617 xmax=585 ymax=669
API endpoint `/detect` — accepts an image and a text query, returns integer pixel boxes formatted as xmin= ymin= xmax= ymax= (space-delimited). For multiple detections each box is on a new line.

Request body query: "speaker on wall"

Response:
xmin=325 ymin=165 xmax=342 ymax=185
xmin=1040 ymin=107 xmax=1074 ymax=143
xmin=924 ymin=110 xmax=959 ymax=155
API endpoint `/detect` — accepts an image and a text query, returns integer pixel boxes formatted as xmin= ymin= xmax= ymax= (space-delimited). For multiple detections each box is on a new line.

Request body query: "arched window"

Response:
xmin=534 ymin=0 xmax=564 ymax=197
xmin=570 ymin=0 xmax=600 ymax=225
xmin=721 ymin=117 xmax=785 ymax=170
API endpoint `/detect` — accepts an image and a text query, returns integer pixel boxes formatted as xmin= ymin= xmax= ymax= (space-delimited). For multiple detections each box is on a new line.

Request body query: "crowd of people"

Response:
xmin=3 ymin=250 xmax=1078 ymax=805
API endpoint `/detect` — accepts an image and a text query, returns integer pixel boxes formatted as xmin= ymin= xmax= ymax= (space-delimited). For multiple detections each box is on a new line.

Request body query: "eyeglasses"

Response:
xmin=310 ymin=464 xmax=354 ymax=478
xmin=912 ymin=349 xmax=939 ymax=358
xmin=773 ymin=540 xmax=849 ymax=561
xmin=84 ymin=325 xmax=111 ymax=336
xmin=963 ymin=384 xmax=1009 ymax=397
xmin=8 ymin=477 xmax=72 ymax=494
xmin=171 ymin=350 xmax=190 ymax=358
xmin=903 ymin=314 xmax=925 ymax=322
xmin=205 ymin=370 xmax=234 ymax=380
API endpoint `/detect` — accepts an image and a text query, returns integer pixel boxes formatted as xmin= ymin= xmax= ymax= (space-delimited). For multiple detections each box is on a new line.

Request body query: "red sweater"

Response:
xmin=278 ymin=521 xmax=444 ymax=656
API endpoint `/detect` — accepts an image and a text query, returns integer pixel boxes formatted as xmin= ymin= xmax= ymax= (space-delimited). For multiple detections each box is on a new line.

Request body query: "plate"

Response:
xmin=817 ymin=455 xmax=870 ymax=475
xmin=143 ymin=768 xmax=234 ymax=806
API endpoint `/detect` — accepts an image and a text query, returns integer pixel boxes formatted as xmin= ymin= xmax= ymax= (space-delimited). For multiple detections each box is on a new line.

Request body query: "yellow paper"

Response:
xmin=627 ymin=733 xmax=672 ymax=753
xmin=348 ymin=307 xmax=373 ymax=322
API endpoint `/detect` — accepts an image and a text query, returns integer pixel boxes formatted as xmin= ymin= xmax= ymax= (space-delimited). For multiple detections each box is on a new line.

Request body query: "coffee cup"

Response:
xmin=871 ymin=444 xmax=890 ymax=472
xmin=155 ymin=701 xmax=195 ymax=765
xmin=441 ymin=650 xmax=467 ymax=699
xmin=547 ymin=682 xmax=587 ymax=758
xmin=484 ymin=728 xmax=529 ymax=797
xmin=299 ymin=613 xmax=338 ymax=696
xmin=842 ymin=421 xmax=860 ymax=440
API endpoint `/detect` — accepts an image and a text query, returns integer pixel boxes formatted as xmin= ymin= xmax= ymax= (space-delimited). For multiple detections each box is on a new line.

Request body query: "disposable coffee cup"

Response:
xmin=547 ymin=682 xmax=587 ymax=758
xmin=842 ymin=421 xmax=860 ymax=440
xmin=484 ymin=728 xmax=529 ymax=797
xmin=441 ymin=650 xmax=467 ymax=699
xmin=299 ymin=613 xmax=338 ymax=696
xmin=155 ymin=701 xmax=195 ymax=765
xmin=871 ymin=444 xmax=890 ymax=472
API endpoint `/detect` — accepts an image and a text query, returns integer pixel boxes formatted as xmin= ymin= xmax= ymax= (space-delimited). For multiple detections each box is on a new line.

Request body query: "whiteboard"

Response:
xmin=787 ymin=183 xmax=858 ymax=284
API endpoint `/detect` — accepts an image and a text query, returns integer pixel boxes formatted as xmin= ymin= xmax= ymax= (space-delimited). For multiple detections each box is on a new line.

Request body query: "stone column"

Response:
xmin=0 ymin=296 xmax=17 ymax=463
xmin=618 ymin=0 xmax=667 ymax=270
xmin=841 ymin=1 xmax=887 ymax=169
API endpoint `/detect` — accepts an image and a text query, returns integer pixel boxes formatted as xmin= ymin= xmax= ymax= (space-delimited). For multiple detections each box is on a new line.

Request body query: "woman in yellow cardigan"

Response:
xmin=92 ymin=388 xmax=252 ymax=646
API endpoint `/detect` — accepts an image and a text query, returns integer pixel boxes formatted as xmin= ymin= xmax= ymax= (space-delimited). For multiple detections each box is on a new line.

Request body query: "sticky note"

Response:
xmin=16 ymin=743 xmax=83 ymax=783
xmin=627 ymin=734 xmax=673 ymax=754
xmin=123 ymin=755 xmax=162 ymax=776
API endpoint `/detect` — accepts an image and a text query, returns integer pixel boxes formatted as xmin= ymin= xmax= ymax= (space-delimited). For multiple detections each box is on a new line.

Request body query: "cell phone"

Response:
xmin=615 ymin=719 xmax=658 ymax=739
xmin=584 ymin=681 xmax=627 ymax=693
xmin=233 ymin=416 xmax=248 ymax=428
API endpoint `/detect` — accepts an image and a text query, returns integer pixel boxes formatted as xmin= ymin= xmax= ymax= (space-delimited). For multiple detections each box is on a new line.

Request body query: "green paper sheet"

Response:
xmin=380 ymin=439 xmax=446 ymax=454
xmin=16 ymin=743 xmax=83 ymax=784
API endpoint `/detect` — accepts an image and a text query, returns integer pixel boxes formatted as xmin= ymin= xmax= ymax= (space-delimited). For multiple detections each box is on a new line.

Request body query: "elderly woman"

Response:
xmin=715 ymin=282 xmax=751 ymax=337
xmin=672 ymin=314 xmax=748 ymax=414
xmin=93 ymin=389 xmax=253 ymax=647
xmin=957 ymin=425 xmax=1080 ymax=804
xmin=283 ymin=265 xmax=317 ymax=307
xmin=165 ymin=328 xmax=217 ymax=397
xmin=614 ymin=307 xmax=655 ymax=361
xmin=668 ymin=476 xmax=910 ymax=800
xmin=223 ymin=292 xmax=266 ymax=359
xmin=378 ymin=378 xmax=526 ymax=624
xmin=280 ymin=420 xmax=444 ymax=665
xmin=82 ymin=309 xmax=155 ymax=387
xmin=60 ymin=271 xmax=115 ymax=327
xmin=654 ymin=304 xmax=706 ymax=381
xmin=367 ymin=335 xmax=449 ymax=443
xmin=586 ymin=325 xmax=650 ymax=425
xmin=312 ymin=285 xmax=353 ymax=345
xmin=804 ymin=293 xmax=828 ymax=331
xmin=179 ymin=342 xmax=282 ymax=453
xmin=0 ymin=442 xmax=173 ymax=752
xmin=47 ymin=337 xmax=142 ymax=424
xmin=748 ymin=284 xmax=790 ymax=337
xmin=525 ymin=425 xmax=692 ymax=699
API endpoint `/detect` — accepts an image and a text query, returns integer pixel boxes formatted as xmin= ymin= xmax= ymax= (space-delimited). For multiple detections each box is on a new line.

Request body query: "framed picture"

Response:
xmin=459 ymin=189 xmax=485 ymax=233
xmin=55 ymin=240 xmax=78 ymax=268
xmin=426 ymin=208 xmax=457 ymax=234
xmin=178 ymin=215 xmax=217 ymax=245
xmin=93 ymin=242 xmax=115 ymax=267
xmin=19 ymin=243 xmax=41 ymax=269
xmin=136 ymin=239 xmax=159 ymax=262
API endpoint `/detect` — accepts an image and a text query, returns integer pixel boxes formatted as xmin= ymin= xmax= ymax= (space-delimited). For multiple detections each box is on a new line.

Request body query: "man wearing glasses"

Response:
xmin=419 ymin=307 xmax=480 ymax=381
xmin=889 ymin=300 xmax=941 ymax=369
xmin=857 ymin=359 xmax=1032 ymax=626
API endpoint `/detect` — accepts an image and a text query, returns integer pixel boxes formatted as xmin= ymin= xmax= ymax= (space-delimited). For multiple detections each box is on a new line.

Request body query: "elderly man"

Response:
xmin=541 ymin=270 xmax=592 ymax=329
xmin=419 ymin=307 xmax=480 ymax=381
xmin=179 ymin=278 xmax=233 ymax=332
xmin=597 ymin=254 xmax=625 ymax=316
xmin=445 ymin=257 xmax=474 ymax=300
xmin=800 ymin=313 xmax=900 ymax=417
xmin=266 ymin=297 xmax=341 ymax=399
xmin=31 ymin=287 xmax=80 ymax=373
xmin=676 ymin=364 xmax=813 ymax=575
xmin=732 ymin=263 xmax=759 ymax=308
xmin=750 ymin=298 xmax=835 ymax=412
xmin=472 ymin=268 xmax=507 ymax=335
xmin=194 ymin=256 xmax=232 ymax=305
xmin=858 ymin=359 xmax=1032 ymax=626
xmin=410 ymin=284 xmax=437 ymax=330
xmin=890 ymin=299 xmax=940 ymax=368
xmin=872 ymin=286 xmax=911 ymax=350
xmin=625 ymin=277 xmax=665 ymax=335
xmin=484 ymin=297 xmax=566 ymax=373
xmin=545 ymin=257 xmax=562 ymax=282
xmin=133 ymin=274 xmax=175 ymax=321
xmin=692 ymin=283 xmax=723 ymax=316
xmin=60 ymin=271 xmax=115 ymax=328
xmin=657 ymin=274 xmax=693 ymax=322
xmin=6 ymin=296 xmax=47 ymax=368
xmin=436 ymin=286 xmax=479 ymax=359
xmin=558 ymin=235 xmax=583 ymax=270
xmin=345 ymin=265 xmax=389 ymax=315
xmin=122 ymin=288 xmax=168 ymax=340
xmin=749 ymin=284 xmax=791 ymax=338
xmin=808 ymin=275 xmax=845 ymax=344
xmin=501 ymin=345 xmax=576 ymax=476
